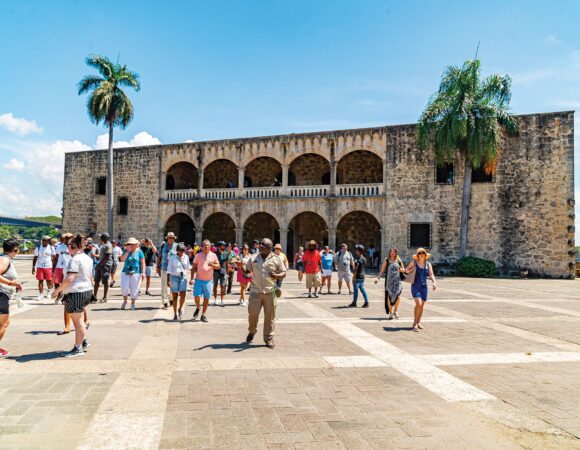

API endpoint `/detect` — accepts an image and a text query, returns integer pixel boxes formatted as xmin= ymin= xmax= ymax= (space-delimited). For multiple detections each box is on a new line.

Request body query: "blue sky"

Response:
xmin=0 ymin=0 xmax=578 ymax=238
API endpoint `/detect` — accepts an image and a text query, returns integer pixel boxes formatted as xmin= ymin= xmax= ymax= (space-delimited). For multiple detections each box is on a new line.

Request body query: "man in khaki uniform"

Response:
xmin=239 ymin=238 xmax=286 ymax=348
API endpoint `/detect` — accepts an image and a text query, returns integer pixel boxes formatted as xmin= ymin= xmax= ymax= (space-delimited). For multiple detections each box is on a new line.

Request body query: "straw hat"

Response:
xmin=125 ymin=237 xmax=140 ymax=245
xmin=274 ymin=243 xmax=282 ymax=250
xmin=308 ymin=240 xmax=317 ymax=246
xmin=165 ymin=232 xmax=177 ymax=239
xmin=412 ymin=247 xmax=431 ymax=261
xmin=62 ymin=232 xmax=73 ymax=239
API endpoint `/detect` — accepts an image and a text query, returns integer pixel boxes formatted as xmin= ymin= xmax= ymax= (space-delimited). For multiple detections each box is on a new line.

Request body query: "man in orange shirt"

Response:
xmin=302 ymin=240 xmax=322 ymax=298
xmin=190 ymin=240 xmax=220 ymax=323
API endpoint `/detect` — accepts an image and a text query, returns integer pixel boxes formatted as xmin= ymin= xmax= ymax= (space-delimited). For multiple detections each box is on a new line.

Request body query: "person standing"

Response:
xmin=110 ymin=241 xmax=123 ymax=287
xmin=167 ymin=243 xmax=191 ymax=320
xmin=32 ymin=236 xmax=55 ymax=302
xmin=53 ymin=233 xmax=73 ymax=303
xmin=212 ymin=241 xmax=228 ymax=306
xmin=320 ymin=246 xmax=335 ymax=294
xmin=52 ymin=234 xmax=93 ymax=357
xmin=156 ymin=232 xmax=177 ymax=309
xmin=335 ymin=244 xmax=354 ymax=295
xmin=302 ymin=240 xmax=322 ymax=298
xmin=406 ymin=248 xmax=437 ymax=332
xmin=349 ymin=245 xmax=369 ymax=308
xmin=120 ymin=237 xmax=146 ymax=311
xmin=375 ymin=248 xmax=405 ymax=319
xmin=249 ymin=240 xmax=260 ymax=255
xmin=94 ymin=233 xmax=113 ymax=303
xmin=293 ymin=246 xmax=304 ymax=285
xmin=190 ymin=240 xmax=220 ymax=323
xmin=225 ymin=243 xmax=236 ymax=295
xmin=238 ymin=238 xmax=285 ymax=349
xmin=368 ymin=245 xmax=376 ymax=269
xmin=235 ymin=244 xmax=252 ymax=306
xmin=141 ymin=238 xmax=157 ymax=296
xmin=0 ymin=239 xmax=23 ymax=358
xmin=273 ymin=244 xmax=289 ymax=288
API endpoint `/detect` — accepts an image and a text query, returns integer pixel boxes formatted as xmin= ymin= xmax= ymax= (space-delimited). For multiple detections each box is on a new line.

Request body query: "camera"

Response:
xmin=179 ymin=271 xmax=184 ymax=278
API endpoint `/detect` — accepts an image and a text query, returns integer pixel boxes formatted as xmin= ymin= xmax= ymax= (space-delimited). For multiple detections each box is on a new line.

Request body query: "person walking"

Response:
xmin=32 ymin=236 xmax=55 ymax=302
xmin=94 ymin=233 xmax=113 ymax=303
xmin=273 ymin=244 xmax=289 ymax=288
xmin=120 ymin=237 xmax=146 ymax=311
xmin=238 ymin=238 xmax=285 ymax=349
xmin=156 ymin=232 xmax=177 ymax=309
xmin=0 ymin=239 xmax=23 ymax=358
xmin=406 ymin=248 xmax=437 ymax=332
xmin=141 ymin=238 xmax=157 ymax=296
xmin=53 ymin=233 xmax=73 ymax=303
xmin=225 ymin=243 xmax=236 ymax=295
xmin=302 ymin=240 xmax=322 ymax=298
xmin=375 ymin=248 xmax=406 ymax=319
xmin=293 ymin=246 xmax=304 ymax=285
xmin=212 ymin=241 xmax=228 ymax=306
xmin=320 ymin=246 xmax=335 ymax=294
xmin=191 ymin=240 xmax=220 ymax=323
xmin=235 ymin=244 xmax=252 ymax=306
xmin=335 ymin=243 xmax=354 ymax=295
xmin=348 ymin=245 xmax=369 ymax=308
xmin=52 ymin=234 xmax=93 ymax=357
xmin=249 ymin=240 xmax=260 ymax=255
xmin=167 ymin=243 xmax=191 ymax=320
xmin=110 ymin=241 xmax=123 ymax=287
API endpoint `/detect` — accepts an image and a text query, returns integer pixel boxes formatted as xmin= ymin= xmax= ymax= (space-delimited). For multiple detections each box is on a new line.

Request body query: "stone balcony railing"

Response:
xmin=162 ymin=183 xmax=383 ymax=201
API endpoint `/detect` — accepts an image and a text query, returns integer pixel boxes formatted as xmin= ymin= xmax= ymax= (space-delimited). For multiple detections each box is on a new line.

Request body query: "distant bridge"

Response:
xmin=0 ymin=216 xmax=62 ymax=229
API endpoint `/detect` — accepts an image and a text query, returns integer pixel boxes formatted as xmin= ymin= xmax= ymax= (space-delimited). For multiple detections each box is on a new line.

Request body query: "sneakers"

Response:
xmin=173 ymin=314 xmax=178 ymax=321
xmin=121 ymin=301 xmax=127 ymax=310
xmin=338 ymin=290 xmax=341 ymax=295
xmin=131 ymin=304 xmax=136 ymax=311
xmin=46 ymin=289 xmax=52 ymax=299
xmin=162 ymin=302 xmax=168 ymax=310
xmin=64 ymin=346 xmax=84 ymax=358
xmin=146 ymin=290 xmax=152 ymax=296
xmin=82 ymin=339 xmax=90 ymax=350
xmin=348 ymin=302 xmax=357 ymax=308
xmin=200 ymin=315 xmax=208 ymax=323
xmin=265 ymin=339 xmax=276 ymax=349
xmin=308 ymin=293 xmax=312 ymax=298
xmin=37 ymin=294 xmax=44 ymax=303
xmin=362 ymin=303 xmax=369 ymax=308
xmin=394 ymin=312 xmax=399 ymax=319
xmin=178 ymin=310 xmax=183 ymax=320
xmin=212 ymin=299 xmax=217 ymax=306
xmin=387 ymin=313 xmax=394 ymax=320
xmin=313 ymin=292 xmax=319 ymax=298
xmin=0 ymin=348 xmax=10 ymax=358
xmin=110 ymin=281 xmax=115 ymax=288
xmin=246 ymin=333 xmax=255 ymax=344
xmin=238 ymin=298 xmax=243 ymax=305
xmin=193 ymin=308 xmax=200 ymax=320
xmin=219 ymin=299 xmax=225 ymax=307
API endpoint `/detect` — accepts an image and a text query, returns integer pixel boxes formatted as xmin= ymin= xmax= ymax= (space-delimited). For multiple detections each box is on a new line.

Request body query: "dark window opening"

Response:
xmin=165 ymin=175 xmax=175 ymax=190
xmin=321 ymin=172 xmax=331 ymax=185
xmin=436 ymin=163 xmax=454 ymax=184
xmin=471 ymin=165 xmax=493 ymax=183
xmin=409 ymin=223 xmax=431 ymax=248
xmin=96 ymin=177 xmax=106 ymax=195
xmin=119 ymin=197 xmax=128 ymax=215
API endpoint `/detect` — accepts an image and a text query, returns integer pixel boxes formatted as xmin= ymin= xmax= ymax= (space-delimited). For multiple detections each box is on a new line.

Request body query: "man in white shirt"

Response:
xmin=32 ymin=236 xmax=56 ymax=302
xmin=52 ymin=233 xmax=73 ymax=303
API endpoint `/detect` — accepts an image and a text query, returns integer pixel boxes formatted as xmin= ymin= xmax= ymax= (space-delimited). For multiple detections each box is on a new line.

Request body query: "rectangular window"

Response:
xmin=119 ymin=197 xmax=128 ymax=215
xmin=436 ymin=163 xmax=454 ymax=184
xmin=471 ymin=166 xmax=493 ymax=183
xmin=96 ymin=177 xmax=106 ymax=195
xmin=409 ymin=223 xmax=431 ymax=248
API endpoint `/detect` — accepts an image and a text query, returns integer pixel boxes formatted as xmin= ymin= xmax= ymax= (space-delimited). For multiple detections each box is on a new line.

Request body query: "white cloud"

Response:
xmin=184 ymin=139 xmax=194 ymax=143
xmin=94 ymin=131 xmax=161 ymax=149
xmin=3 ymin=158 xmax=24 ymax=171
xmin=0 ymin=113 xmax=43 ymax=135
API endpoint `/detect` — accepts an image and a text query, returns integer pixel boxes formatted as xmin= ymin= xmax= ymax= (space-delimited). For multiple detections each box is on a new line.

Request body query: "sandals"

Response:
xmin=57 ymin=330 xmax=70 ymax=335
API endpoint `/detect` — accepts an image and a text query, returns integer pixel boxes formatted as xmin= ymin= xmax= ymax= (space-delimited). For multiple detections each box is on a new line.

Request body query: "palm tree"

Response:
xmin=417 ymin=59 xmax=518 ymax=259
xmin=78 ymin=55 xmax=140 ymax=237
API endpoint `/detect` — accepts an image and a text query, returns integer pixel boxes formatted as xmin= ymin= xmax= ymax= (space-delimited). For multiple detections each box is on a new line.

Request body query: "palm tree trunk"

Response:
xmin=107 ymin=124 xmax=114 ymax=237
xmin=459 ymin=156 xmax=472 ymax=258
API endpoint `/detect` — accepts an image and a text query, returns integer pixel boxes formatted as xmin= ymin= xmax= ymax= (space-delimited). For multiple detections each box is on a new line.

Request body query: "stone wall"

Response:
xmin=338 ymin=150 xmax=383 ymax=184
xmin=245 ymin=157 xmax=282 ymax=187
xmin=166 ymin=161 xmax=198 ymax=190
xmin=204 ymin=160 xmax=238 ymax=189
xmin=289 ymin=154 xmax=330 ymax=186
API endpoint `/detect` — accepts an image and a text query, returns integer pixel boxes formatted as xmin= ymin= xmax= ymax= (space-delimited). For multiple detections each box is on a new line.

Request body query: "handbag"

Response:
xmin=404 ymin=262 xmax=416 ymax=284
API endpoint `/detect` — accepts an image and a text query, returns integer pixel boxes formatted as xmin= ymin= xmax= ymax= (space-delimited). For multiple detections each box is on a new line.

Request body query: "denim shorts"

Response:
xmin=193 ymin=279 xmax=213 ymax=299
xmin=411 ymin=284 xmax=429 ymax=301
xmin=170 ymin=275 xmax=188 ymax=293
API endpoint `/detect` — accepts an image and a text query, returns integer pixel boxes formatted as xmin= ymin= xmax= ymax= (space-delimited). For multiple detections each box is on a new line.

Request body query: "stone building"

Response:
xmin=62 ymin=111 xmax=576 ymax=278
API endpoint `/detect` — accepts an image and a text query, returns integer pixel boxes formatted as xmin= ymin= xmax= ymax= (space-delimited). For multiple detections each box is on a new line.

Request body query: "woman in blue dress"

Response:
xmin=406 ymin=248 xmax=437 ymax=332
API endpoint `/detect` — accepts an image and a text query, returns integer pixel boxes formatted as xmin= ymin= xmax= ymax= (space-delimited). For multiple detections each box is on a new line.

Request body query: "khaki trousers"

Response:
xmin=248 ymin=292 xmax=276 ymax=342
xmin=161 ymin=270 xmax=169 ymax=302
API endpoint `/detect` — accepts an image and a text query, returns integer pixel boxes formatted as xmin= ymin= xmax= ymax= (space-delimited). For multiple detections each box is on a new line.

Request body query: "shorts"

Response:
xmin=111 ymin=261 xmax=118 ymax=274
xmin=170 ymin=275 xmax=188 ymax=293
xmin=193 ymin=279 xmax=213 ymax=299
xmin=94 ymin=264 xmax=112 ymax=283
xmin=305 ymin=272 xmax=322 ymax=289
xmin=213 ymin=270 xmax=226 ymax=287
xmin=53 ymin=268 xmax=65 ymax=285
xmin=0 ymin=292 xmax=10 ymax=315
xmin=63 ymin=290 xmax=92 ymax=313
xmin=121 ymin=272 xmax=141 ymax=299
xmin=322 ymin=269 xmax=333 ymax=277
xmin=35 ymin=267 xmax=53 ymax=281
xmin=337 ymin=270 xmax=352 ymax=282
xmin=411 ymin=284 xmax=429 ymax=301
xmin=295 ymin=262 xmax=304 ymax=272
xmin=145 ymin=266 xmax=154 ymax=277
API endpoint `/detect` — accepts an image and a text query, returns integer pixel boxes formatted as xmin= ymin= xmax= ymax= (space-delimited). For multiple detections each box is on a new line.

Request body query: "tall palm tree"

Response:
xmin=78 ymin=55 xmax=140 ymax=237
xmin=417 ymin=59 xmax=518 ymax=258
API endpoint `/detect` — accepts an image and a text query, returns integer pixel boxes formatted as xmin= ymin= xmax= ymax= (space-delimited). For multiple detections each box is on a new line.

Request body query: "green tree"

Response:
xmin=78 ymin=55 xmax=140 ymax=237
xmin=417 ymin=59 xmax=518 ymax=258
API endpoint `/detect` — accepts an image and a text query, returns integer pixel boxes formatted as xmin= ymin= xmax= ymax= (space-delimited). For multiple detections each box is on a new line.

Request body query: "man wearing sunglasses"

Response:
xmin=238 ymin=238 xmax=285 ymax=349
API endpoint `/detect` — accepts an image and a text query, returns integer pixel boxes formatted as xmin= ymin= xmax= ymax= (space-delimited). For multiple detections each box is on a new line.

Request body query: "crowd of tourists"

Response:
xmin=0 ymin=231 xmax=436 ymax=358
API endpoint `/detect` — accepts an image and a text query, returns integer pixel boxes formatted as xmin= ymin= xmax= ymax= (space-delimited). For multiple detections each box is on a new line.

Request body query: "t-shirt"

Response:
xmin=34 ymin=244 xmax=55 ymax=269
xmin=215 ymin=251 xmax=228 ymax=274
xmin=122 ymin=249 xmax=145 ymax=274
xmin=159 ymin=242 xmax=178 ymax=270
xmin=335 ymin=251 xmax=353 ymax=272
xmin=55 ymin=242 xmax=71 ymax=269
xmin=63 ymin=252 xmax=93 ymax=294
xmin=321 ymin=252 xmax=334 ymax=271
xmin=193 ymin=251 xmax=219 ymax=281
xmin=354 ymin=255 xmax=366 ymax=280
xmin=368 ymin=248 xmax=376 ymax=258
xmin=99 ymin=242 xmax=113 ymax=265
xmin=302 ymin=249 xmax=321 ymax=274
xmin=276 ymin=252 xmax=289 ymax=271
xmin=140 ymin=246 xmax=156 ymax=266
xmin=112 ymin=246 xmax=123 ymax=263
xmin=167 ymin=253 xmax=192 ymax=277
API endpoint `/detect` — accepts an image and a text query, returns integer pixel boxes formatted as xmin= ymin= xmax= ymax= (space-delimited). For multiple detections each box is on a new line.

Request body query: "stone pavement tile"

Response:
xmin=504 ymin=319 xmax=580 ymax=346
xmin=294 ymin=442 xmax=347 ymax=449
xmin=437 ymin=301 xmax=570 ymax=319
xmin=264 ymin=430 xmax=316 ymax=444
xmin=238 ymin=434 xmax=269 ymax=449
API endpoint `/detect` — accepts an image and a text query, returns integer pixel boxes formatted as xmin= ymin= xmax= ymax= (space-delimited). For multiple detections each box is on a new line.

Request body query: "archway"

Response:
xmin=203 ymin=159 xmax=238 ymax=189
xmin=164 ymin=213 xmax=195 ymax=246
xmin=287 ymin=212 xmax=328 ymax=258
xmin=245 ymin=157 xmax=282 ymax=187
xmin=166 ymin=162 xmax=198 ymax=190
xmin=288 ymin=154 xmax=331 ymax=186
xmin=336 ymin=211 xmax=381 ymax=266
xmin=243 ymin=212 xmax=280 ymax=245
xmin=337 ymin=151 xmax=383 ymax=184
xmin=203 ymin=213 xmax=236 ymax=244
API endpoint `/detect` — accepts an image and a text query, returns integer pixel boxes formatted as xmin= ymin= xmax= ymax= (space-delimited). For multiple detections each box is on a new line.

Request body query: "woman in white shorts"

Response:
xmin=120 ymin=237 xmax=146 ymax=310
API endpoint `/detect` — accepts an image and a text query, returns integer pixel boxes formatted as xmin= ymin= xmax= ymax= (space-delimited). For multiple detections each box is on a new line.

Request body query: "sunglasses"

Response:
xmin=259 ymin=243 xmax=271 ymax=248
xmin=417 ymin=251 xmax=426 ymax=255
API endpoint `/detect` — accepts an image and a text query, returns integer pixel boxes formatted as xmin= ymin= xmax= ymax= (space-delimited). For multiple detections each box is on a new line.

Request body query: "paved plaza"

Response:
xmin=1 ymin=257 xmax=580 ymax=449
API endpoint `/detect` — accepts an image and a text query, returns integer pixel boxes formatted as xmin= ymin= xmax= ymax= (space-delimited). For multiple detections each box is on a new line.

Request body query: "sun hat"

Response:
xmin=308 ymin=240 xmax=317 ymax=246
xmin=125 ymin=237 xmax=140 ymax=245
xmin=274 ymin=243 xmax=282 ymax=250
xmin=355 ymin=244 xmax=365 ymax=252
xmin=166 ymin=232 xmax=176 ymax=239
xmin=42 ymin=235 xmax=51 ymax=241
xmin=217 ymin=241 xmax=226 ymax=247
xmin=62 ymin=232 xmax=73 ymax=239
xmin=412 ymin=247 xmax=431 ymax=261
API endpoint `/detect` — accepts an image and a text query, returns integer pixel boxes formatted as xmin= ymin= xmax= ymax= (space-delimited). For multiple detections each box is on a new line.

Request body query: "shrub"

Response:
xmin=455 ymin=256 xmax=498 ymax=277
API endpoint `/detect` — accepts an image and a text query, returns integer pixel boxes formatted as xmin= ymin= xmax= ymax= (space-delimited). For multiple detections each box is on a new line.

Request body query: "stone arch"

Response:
xmin=337 ymin=150 xmax=383 ymax=184
xmin=203 ymin=159 xmax=238 ymax=189
xmin=164 ymin=213 xmax=195 ymax=246
xmin=243 ymin=212 xmax=280 ymax=245
xmin=245 ymin=157 xmax=282 ymax=187
xmin=287 ymin=212 xmax=329 ymax=259
xmin=288 ymin=153 xmax=331 ymax=186
xmin=202 ymin=213 xmax=236 ymax=244
xmin=336 ymin=211 xmax=381 ymax=265
xmin=166 ymin=162 xmax=199 ymax=190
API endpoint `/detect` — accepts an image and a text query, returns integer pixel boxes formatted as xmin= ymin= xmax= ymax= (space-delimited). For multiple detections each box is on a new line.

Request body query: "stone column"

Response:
xmin=382 ymin=158 xmax=388 ymax=196
xmin=198 ymin=164 xmax=204 ymax=198
xmin=235 ymin=227 xmax=243 ymax=246
xmin=195 ymin=229 xmax=203 ymax=244
xmin=380 ymin=227 xmax=387 ymax=265
xmin=279 ymin=228 xmax=288 ymax=254
xmin=330 ymin=161 xmax=337 ymax=196
xmin=328 ymin=226 xmax=336 ymax=251
xmin=237 ymin=166 xmax=245 ymax=198
xmin=281 ymin=164 xmax=289 ymax=196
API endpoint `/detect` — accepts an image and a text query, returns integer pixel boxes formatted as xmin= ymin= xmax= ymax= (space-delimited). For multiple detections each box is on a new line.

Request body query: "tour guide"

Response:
xmin=238 ymin=238 xmax=286 ymax=349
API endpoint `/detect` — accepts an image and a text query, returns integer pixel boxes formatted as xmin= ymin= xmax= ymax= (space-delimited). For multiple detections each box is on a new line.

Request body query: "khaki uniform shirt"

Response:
xmin=246 ymin=252 xmax=283 ymax=294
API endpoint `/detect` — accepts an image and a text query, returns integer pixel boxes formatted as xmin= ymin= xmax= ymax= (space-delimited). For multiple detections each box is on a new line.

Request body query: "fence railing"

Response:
xmin=204 ymin=188 xmax=237 ymax=200
xmin=337 ymin=183 xmax=383 ymax=197
xmin=244 ymin=186 xmax=281 ymax=199
xmin=288 ymin=185 xmax=329 ymax=198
